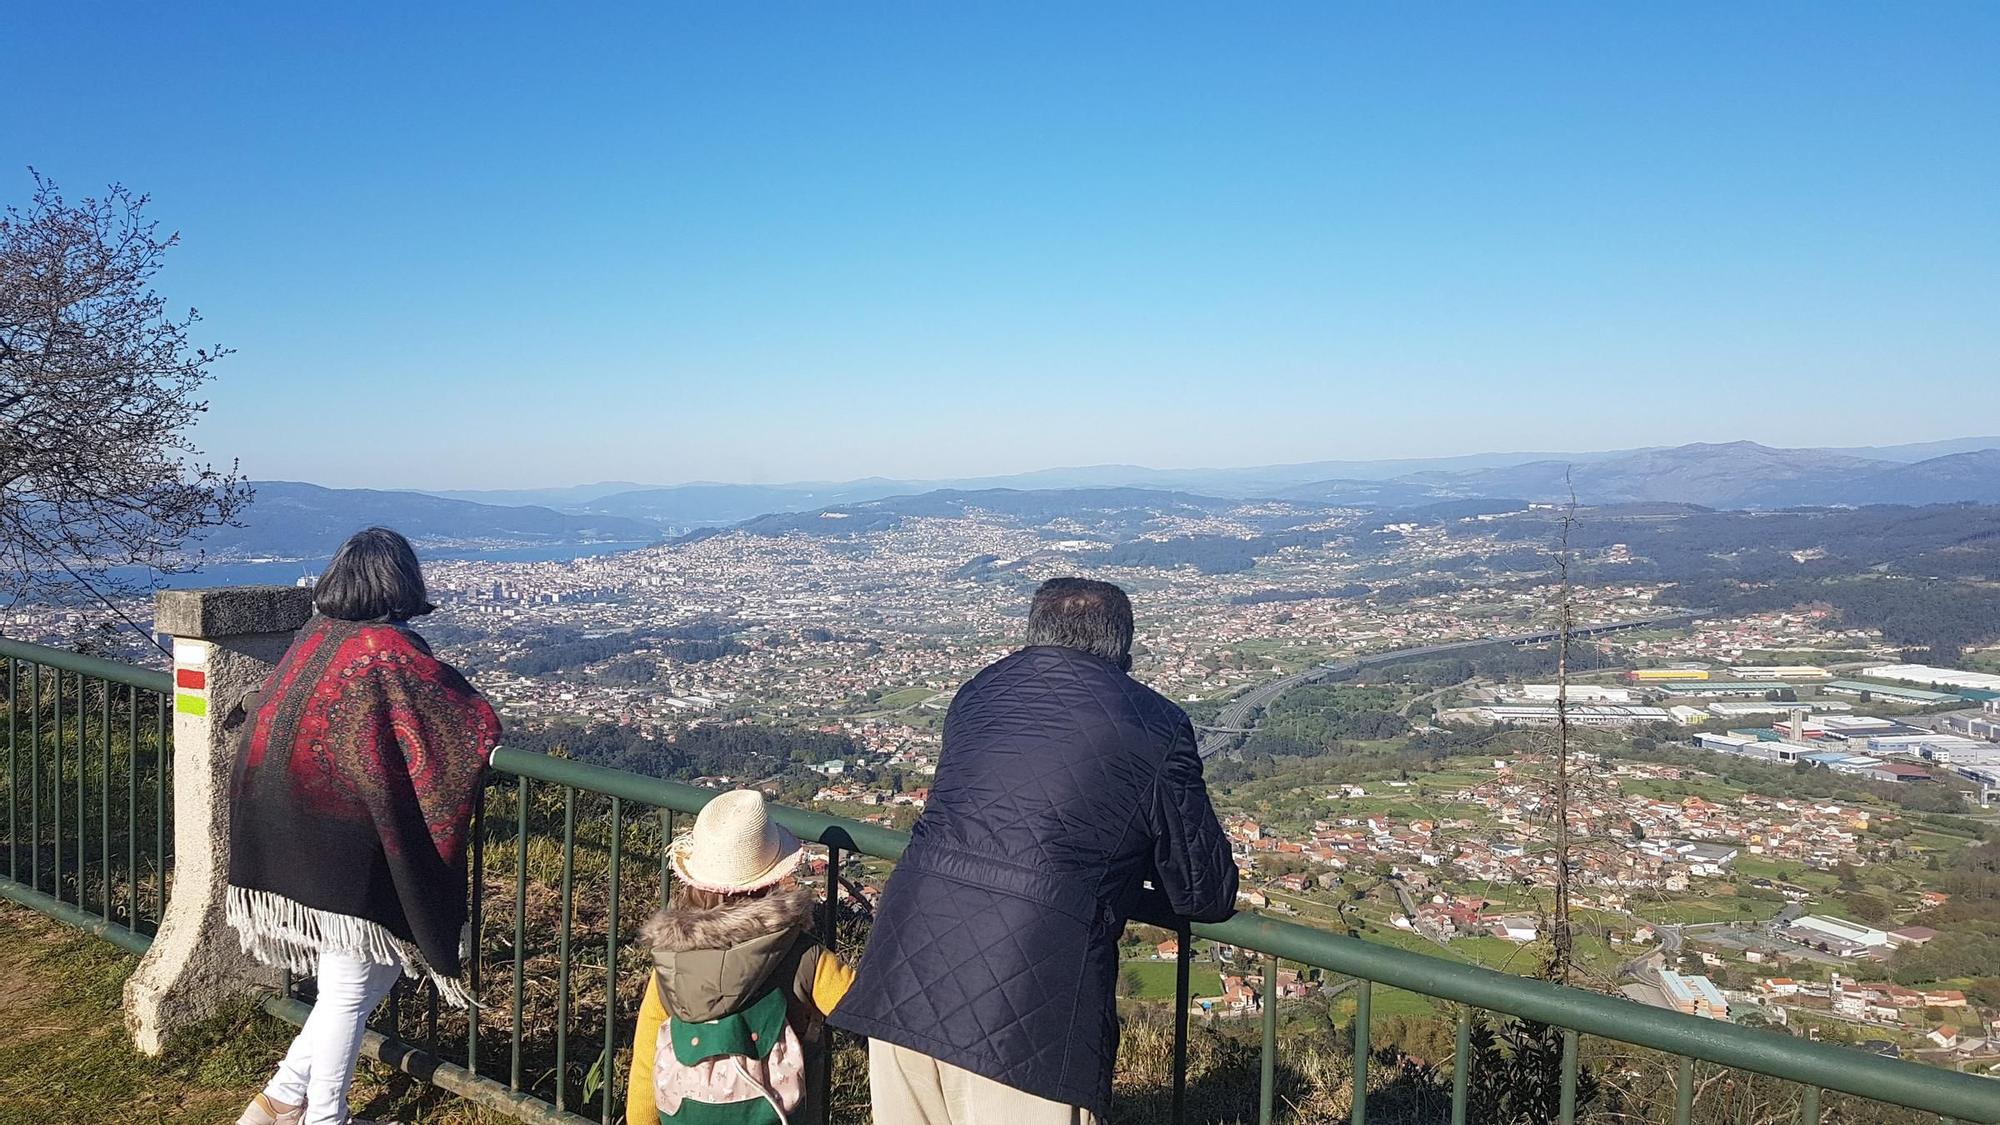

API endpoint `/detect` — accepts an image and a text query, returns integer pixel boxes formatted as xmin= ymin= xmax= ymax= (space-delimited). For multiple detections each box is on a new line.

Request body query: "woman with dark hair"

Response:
xmin=229 ymin=528 xmax=501 ymax=1125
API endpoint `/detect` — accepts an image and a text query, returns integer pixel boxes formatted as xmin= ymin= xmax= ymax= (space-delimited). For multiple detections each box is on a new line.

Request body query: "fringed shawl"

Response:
xmin=226 ymin=616 xmax=500 ymax=1006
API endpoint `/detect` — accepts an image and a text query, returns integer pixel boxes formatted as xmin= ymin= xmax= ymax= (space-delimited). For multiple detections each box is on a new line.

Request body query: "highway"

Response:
xmin=1194 ymin=610 xmax=1705 ymax=758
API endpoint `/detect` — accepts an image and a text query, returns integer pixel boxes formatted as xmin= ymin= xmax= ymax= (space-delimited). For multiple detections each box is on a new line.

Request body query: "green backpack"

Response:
xmin=655 ymin=985 xmax=806 ymax=1125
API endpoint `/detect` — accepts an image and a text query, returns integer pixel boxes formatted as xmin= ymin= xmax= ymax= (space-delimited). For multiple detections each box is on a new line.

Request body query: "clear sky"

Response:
xmin=7 ymin=3 xmax=1997 ymax=489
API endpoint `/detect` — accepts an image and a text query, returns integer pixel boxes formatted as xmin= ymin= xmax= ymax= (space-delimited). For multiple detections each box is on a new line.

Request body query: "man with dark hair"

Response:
xmin=1023 ymin=577 xmax=1134 ymax=670
xmin=832 ymin=577 xmax=1238 ymax=1125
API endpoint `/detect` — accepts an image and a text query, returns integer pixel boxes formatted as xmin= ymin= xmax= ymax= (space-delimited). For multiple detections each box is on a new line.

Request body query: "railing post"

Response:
xmin=1259 ymin=958 xmax=1277 ymax=1125
xmin=1171 ymin=925 xmax=1191 ymax=1125
xmin=1451 ymin=1007 xmax=1471 ymax=1125
xmin=818 ymin=843 xmax=840 ymax=1125
xmin=124 ymin=585 xmax=314 ymax=1054
xmin=1352 ymin=980 xmax=1371 ymax=1125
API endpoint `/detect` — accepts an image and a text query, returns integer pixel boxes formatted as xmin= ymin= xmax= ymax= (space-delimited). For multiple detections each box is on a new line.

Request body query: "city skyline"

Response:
xmin=7 ymin=3 xmax=1998 ymax=488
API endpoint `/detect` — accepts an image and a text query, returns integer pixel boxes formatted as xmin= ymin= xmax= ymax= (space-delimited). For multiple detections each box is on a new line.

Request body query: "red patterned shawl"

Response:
xmin=226 ymin=616 xmax=500 ymax=1005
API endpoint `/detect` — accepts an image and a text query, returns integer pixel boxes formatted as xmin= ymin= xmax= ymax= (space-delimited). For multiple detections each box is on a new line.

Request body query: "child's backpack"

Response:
xmin=653 ymin=984 xmax=807 ymax=1124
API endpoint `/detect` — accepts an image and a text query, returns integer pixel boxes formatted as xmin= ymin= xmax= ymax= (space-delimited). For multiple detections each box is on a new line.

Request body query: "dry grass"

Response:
xmin=0 ymin=902 xmax=508 ymax=1125
xmin=1115 ymin=1008 xmax=1355 ymax=1124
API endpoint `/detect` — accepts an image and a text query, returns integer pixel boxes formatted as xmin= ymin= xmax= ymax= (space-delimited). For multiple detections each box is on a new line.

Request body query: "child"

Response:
xmin=628 ymin=789 xmax=854 ymax=1125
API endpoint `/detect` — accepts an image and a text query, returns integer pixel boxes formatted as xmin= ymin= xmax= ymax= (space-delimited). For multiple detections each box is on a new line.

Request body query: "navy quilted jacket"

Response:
xmin=829 ymin=645 xmax=1238 ymax=1116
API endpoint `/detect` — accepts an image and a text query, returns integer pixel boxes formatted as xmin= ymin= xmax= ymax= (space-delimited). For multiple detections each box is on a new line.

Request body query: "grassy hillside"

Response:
xmin=0 ymin=904 xmax=502 ymax=1125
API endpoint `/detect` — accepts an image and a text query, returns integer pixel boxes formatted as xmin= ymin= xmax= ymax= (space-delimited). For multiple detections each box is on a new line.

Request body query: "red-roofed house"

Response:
xmin=1881 ymin=986 xmax=1925 ymax=1010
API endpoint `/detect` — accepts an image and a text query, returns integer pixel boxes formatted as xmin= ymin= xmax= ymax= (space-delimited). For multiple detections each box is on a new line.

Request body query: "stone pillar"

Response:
xmin=125 ymin=585 xmax=315 ymax=1054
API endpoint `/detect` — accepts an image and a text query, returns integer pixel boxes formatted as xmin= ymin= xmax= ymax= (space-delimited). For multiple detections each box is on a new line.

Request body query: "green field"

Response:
xmin=1620 ymin=777 xmax=1748 ymax=804
xmin=1258 ymin=888 xmax=1350 ymax=926
xmin=1733 ymin=855 xmax=1842 ymax=891
xmin=1414 ymin=769 xmax=1500 ymax=789
xmin=1638 ymin=895 xmax=1785 ymax=925
xmin=1910 ymin=826 xmax=1982 ymax=848
xmin=1327 ymin=985 xmax=1439 ymax=1021
xmin=1450 ymin=935 xmax=1550 ymax=974
xmin=871 ymin=686 xmax=939 ymax=710
xmin=1742 ymin=650 xmax=1878 ymax=666
xmin=1231 ymin=638 xmax=1341 ymax=672
xmin=1730 ymin=856 xmax=1793 ymax=880
xmin=1121 ymin=959 xmax=1225 ymax=1000
xmin=1351 ymin=918 xmax=1461 ymax=959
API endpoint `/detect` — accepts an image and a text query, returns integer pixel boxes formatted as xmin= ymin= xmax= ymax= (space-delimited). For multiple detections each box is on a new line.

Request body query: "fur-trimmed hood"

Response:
xmin=642 ymin=887 xmax=818 ymax=1023
xmin=642 ymin=886 xmax=815 ymax=952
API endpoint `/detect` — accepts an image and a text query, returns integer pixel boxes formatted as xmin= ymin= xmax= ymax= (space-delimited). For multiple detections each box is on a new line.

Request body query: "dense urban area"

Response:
xmin=11 ymin=493 xmax=2000 ymax=1084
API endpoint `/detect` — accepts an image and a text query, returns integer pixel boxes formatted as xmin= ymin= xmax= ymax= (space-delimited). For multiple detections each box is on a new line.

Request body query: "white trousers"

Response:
xmin=869 ymin=1040 xmax=1099 ymax=1125
xmin=264 ymin=951 xmax=403 ymax=1125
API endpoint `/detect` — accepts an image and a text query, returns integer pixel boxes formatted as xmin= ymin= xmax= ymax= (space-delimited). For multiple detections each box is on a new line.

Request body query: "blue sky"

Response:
xmin=7 ymin=3 xmax=1997 ymax=489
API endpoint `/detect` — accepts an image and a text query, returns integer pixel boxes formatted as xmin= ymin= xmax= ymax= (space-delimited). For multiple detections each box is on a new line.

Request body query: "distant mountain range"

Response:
xmin=1376 ymin=442 xmax=2000 ymax=508
xmin=426 ymin=436 xmax=2000 ymax=527
xmin=200 ymin=482 xmax=659 ymax=559
xmin=206 ymin=437 xmax=2000 ymax=560
xmin=430 ymin=434 xmax=2000 ymax=515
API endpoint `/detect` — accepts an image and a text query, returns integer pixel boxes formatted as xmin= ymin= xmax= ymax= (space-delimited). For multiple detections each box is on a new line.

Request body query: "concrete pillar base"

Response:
xmin=125 ymin=586 xmax=314 ymax=1055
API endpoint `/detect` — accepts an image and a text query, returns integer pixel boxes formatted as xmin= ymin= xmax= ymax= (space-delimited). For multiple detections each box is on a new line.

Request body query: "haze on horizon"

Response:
xmin=423 ymin=434 xmax=2000 ymax=499
xmin=7 ymin=4 xmax=1997 ymax=490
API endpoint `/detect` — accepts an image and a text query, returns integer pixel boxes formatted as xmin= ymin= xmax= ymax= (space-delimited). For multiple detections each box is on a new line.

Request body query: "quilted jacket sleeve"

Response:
xmin=1145 ymin=721 xmax=1239 ymax=923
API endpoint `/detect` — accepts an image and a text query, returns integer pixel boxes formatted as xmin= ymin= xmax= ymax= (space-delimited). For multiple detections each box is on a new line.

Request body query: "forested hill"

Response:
xmin=1480 ymin=502 xmax=2000 ymax=582
xmin=1478 ymin=502 xmax=2000 ymax=658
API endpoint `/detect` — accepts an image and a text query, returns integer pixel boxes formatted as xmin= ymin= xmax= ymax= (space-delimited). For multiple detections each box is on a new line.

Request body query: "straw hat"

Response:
xmin=669 ymin=790 xmax=804 ymax=894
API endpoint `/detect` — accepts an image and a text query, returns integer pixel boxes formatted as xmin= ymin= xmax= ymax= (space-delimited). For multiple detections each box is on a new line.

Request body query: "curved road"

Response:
xmin=1195 ymin=610 xmax=1704 ymax=758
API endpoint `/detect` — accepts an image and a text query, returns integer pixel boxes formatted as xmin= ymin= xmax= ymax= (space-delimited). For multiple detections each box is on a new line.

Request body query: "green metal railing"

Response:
xmin=0 ymin=637 xmax=175 ymax=947
xmin=4 ymin=634 xmax=1998 ymax=1125
xmin=481 ymin=749 xmax=2000 ymax=1125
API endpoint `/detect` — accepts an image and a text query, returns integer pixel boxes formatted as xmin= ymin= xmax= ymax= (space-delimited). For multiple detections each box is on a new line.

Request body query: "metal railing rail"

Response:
xmin=0 ymin=636 xmax=176 ymax=694
xmin=1 ymin=638 xmax=175 ymax=948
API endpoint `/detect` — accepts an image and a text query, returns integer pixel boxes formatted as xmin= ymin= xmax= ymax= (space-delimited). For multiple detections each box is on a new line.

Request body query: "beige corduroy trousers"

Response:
xmin=868 ymin=1040 xmax=1100 ymax=1125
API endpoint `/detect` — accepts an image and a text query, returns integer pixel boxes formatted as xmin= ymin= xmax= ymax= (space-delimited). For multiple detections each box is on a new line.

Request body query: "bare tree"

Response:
xmin=1489 ymin=472 xmax=1598 ymax=1125
xmin=1546 ymin=473 xmax=1579 ymax=982
xmin=0 ymin=171 xmax=249 ymax=621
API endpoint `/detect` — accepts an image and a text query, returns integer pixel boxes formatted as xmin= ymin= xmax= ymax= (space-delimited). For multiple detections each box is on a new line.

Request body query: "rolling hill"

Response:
xmin=1402 ymin=442 xmax=1894 ymax=507
xmin=1760 ymin=449 xmax=2000 ymax=507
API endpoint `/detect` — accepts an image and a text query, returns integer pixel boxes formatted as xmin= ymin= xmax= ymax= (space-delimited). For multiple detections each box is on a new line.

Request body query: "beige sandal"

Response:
xmin=236 ymin=1093 xmax=305 ymax=1125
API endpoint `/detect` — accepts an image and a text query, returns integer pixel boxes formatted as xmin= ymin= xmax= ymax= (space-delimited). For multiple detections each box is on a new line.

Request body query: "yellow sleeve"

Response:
xmin=627 ymin=974 xmax=668 ymax=1125
xmin=811 ymin=950 xmax=857 ymax=1017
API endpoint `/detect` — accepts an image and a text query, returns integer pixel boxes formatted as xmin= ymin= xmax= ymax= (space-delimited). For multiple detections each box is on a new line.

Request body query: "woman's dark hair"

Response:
xmin=1025 ymin=577 xmax=1134 ymax=671
xmin=314 ymin=527 xmax=434 ymax=622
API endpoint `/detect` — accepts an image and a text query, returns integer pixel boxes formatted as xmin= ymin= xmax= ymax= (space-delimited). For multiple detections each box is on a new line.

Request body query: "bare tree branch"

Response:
xmin=0 ymin=169 xmax=249 ymax=618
